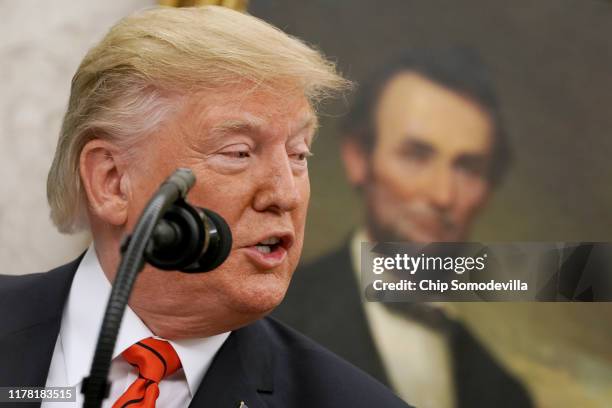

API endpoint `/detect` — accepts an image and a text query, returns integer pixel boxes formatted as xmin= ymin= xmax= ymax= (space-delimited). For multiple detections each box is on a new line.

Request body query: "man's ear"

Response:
xmin=341 ymin=139 xmax=368 ymax=188
xmin=79 ymin=139 xmax=130 ymax=227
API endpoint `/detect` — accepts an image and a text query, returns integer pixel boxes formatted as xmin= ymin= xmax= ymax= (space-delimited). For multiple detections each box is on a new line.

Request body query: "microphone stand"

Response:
xmin=81 ymin=168 xmax=196 ymax=408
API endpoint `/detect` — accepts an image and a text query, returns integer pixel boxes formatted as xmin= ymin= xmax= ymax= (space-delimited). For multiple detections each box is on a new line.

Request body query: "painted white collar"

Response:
xmin=60 ymin=245 xmax=230 ymax=396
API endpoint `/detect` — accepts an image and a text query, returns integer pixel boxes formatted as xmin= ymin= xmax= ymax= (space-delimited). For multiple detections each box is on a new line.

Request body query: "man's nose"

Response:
xmin=423 ymin=162 xmax=455 ymax=210
xmin=253 ymin=150 xmax=301 ymax=214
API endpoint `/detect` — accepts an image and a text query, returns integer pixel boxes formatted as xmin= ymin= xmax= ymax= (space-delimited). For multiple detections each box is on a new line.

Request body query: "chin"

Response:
xmin=222 ymin=269 xmax=290 ymax=317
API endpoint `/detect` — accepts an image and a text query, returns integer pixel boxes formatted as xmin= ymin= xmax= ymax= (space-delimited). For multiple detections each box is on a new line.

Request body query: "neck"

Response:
xmin=92 ymin=235 xmax=243 ymax=340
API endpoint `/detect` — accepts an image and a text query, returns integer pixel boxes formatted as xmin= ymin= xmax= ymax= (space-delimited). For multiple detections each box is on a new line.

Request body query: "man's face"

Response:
xmin=363 ymin=72 xmax=493 ymax=243
xmin=125 ymin=84 xmax=315 ymax=322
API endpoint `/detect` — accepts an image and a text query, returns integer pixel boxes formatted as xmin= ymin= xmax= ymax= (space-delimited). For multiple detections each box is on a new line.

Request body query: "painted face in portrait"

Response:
xmin=344 ymin=72 xmax=493 ymax=243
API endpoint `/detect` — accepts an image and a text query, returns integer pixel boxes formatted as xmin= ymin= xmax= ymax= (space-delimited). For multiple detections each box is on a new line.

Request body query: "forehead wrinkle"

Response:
xmin=214 ymin=110 xmax=317 ymax=138
xmin=210 ymin=114 xmax=266 ymax=136
xmin=189 ymin=98 xmax=317 ymax=150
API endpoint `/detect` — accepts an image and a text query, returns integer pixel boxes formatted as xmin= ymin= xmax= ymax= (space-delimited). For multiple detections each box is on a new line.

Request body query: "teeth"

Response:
xmin=255 ymin=245 xmax=272 ymax=254
xmin=259 ymin=237 xmax=280 ymax=245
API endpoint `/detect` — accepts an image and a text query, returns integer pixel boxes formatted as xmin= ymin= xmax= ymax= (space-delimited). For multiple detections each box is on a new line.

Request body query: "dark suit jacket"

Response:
xmin=273 ymin=244 xmax=534 ymax=408
xmin=0 ymin=257 xmax=411 ymax=408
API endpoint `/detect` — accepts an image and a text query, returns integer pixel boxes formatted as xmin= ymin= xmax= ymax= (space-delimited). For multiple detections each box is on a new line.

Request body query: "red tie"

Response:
xmin=112 ymin=337 xmax=182 ymax=408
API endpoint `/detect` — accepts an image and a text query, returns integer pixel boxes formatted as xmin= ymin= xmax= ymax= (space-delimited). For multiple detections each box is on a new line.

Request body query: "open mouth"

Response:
xmin=243 ymin=234 xmax=293 ymax=269
xmin=254 ymin=237 xmax=283 ymax=254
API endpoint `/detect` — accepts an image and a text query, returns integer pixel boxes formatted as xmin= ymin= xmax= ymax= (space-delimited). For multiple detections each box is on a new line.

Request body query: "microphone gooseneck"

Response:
xmin=81 ymin=168 xmax=232 ymax=408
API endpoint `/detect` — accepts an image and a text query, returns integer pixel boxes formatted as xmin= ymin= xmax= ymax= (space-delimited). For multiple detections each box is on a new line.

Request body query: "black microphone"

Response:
xmin=82 ymin=168 xmax=232 ymax=408
xmin=145 ymin=201 xmax=232 ymax=272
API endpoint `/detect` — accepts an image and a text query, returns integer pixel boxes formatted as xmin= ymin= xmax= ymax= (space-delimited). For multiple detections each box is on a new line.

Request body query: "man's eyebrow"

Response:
xmin=209 ymin=114 xmax=318 ymax=138
xmin=209 ymin=116 xmax=266 ymax=136
xmin=455 ymin=153 xmax=489 ymax=170
xmin=400 ymin=137 xmax=436 ymax=154
xmin=456 ymin=152 xmax=488 ymax=162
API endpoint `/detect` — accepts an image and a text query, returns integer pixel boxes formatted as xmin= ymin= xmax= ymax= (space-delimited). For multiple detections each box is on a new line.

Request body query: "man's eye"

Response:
xmin=455 ymin=158 xmax=487 ymax=178
xmin=222 ymin=151 xmax=250 ymax=159
xmin=291 ymin=151 xmax=313 ymax=162
xmin=457 ymin=163 xmax=485 ymax=178
xmin=401 ymin=149 xmax=431 ymax=163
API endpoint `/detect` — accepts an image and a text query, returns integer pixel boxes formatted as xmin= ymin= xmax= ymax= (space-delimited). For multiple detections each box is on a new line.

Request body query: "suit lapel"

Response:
xmin=189 ymin=320 xmax=274 ymax=408
xmin=0 ymin=257 xmax=80 ymax=389
xmin=332 ymin=243 xmax=391 ymax=386
xmin=0 ymin=320 xmax=64 ymax=387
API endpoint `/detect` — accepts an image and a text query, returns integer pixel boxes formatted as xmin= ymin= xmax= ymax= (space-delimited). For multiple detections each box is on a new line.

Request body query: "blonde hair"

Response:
xmin=47 ymin=5 xmax=350 ymax=233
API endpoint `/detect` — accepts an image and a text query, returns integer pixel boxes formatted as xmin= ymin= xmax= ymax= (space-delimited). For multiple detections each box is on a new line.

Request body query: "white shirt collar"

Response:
xmin=60 ymin=245 xmax=230 ymax=396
